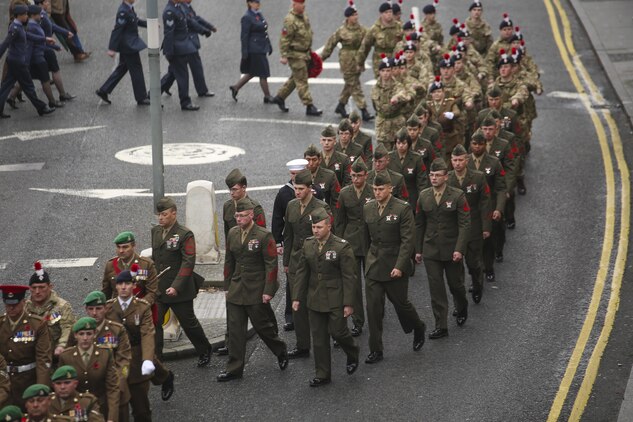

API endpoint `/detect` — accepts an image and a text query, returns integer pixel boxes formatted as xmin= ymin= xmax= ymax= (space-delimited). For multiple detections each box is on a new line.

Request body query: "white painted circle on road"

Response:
xmin=115 ymin=143 xmax=245 ymax=166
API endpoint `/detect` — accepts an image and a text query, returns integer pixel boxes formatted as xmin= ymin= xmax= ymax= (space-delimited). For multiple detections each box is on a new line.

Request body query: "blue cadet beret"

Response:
xmin=28 ymin=5 xmax=42 ymax=15
xmin=422 ymin=4 xmax=436 ymax=14
xmin=13 ymin=5 xmax=28 ymax=16
xmin=469 ymin=1 xmax=482 ymax=11
xmin=344 ymin=0 xmax=357 ymax=17
xmin=378 ymin=2 xmax=392 ymax=13
xmin=116 ymin=270 xmax=134 ymax=284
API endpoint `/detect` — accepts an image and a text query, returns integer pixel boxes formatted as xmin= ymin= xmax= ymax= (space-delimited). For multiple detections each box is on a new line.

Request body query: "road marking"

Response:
xmin=0 ymin=162 xmax=45 ymax=172
xmin=544 ymin=0 xmax=629 ymax=420
xmin=546 ymin=91 xmax=587 ymax=100
xmin=249 ymin=76 xmax=345 ymax=85
xmin=0 ymin=263 xmax=7 ymax=270
xmin=365 ymin=80 xmax=377 ymax=86
xmin=219 ymin=117 xmax=376 ymax=136
xmin=39 ymin=258 xmax=98 ymax=268
xmin=115 ymin=143 xmax=245 ymax=166
xmin=0 ymin=126 xmax=105 ymax=142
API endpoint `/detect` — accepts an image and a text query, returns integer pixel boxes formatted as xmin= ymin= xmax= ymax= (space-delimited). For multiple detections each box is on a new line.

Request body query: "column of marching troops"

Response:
xmin=0 ymin=0 xmax=543 ymax=419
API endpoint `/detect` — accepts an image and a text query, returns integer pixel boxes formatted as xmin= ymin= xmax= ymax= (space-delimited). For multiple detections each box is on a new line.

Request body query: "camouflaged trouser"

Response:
xmin=340 ymin=72 xmax=367 ymax=109
xmin=277 ymin=57 xmax=313 ymax=106
xmin=375 ymin=114 xmax=405 ymax=151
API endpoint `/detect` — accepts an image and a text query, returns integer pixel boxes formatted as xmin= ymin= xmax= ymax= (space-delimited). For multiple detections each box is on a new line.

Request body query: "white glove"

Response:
xmin=141 ymin=360 xmax=155 ymax=376
xmin=443 ymin=112 xmax=454 ymax=120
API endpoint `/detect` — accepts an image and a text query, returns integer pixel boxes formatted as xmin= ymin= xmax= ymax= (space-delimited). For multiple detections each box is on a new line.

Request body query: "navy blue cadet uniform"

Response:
xmin=0 ymin=7 xmax=51 ymax=117
xmin=38 ymin=6 xmax=68 ymax=74
xmin=162 ymin=1 xmax=214 ymax=97
xmin=26 ymin=15 xmax=50 ymax=83
xmin=160 ymin=0 xmax=205 ymax=109
xmin=98 ymin=1 xmax=149 ymax=104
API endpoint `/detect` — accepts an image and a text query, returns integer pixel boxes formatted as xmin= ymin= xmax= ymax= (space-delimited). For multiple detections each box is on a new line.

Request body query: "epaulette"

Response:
xmin=136 ymin=256 xmax=153 ymax=264
xmin=134 ymin=297 xmax=150 ymax=306
xmin=333 ymin=237 xmax=347 ymax=244
xmin=305 ymin=236 xmax=316 ymax=241
xmin=27 ymin=313 xmax=44 ymax=322
xmin=365 ymin=198 xmax=377 ymax=205
xmin=108 ymin=256 xmax=117 ymax=262
xmin=104 ymin=320 xmax=125 ymax=329
xmin=106 ymin=298 xmax=117 ymax=304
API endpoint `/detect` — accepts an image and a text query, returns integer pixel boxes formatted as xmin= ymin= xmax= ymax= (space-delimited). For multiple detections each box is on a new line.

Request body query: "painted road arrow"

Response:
xmin=0 ymin=126 xmax=106 ymax=142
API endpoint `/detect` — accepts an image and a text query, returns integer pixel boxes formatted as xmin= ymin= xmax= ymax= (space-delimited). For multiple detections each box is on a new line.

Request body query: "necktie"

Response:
xmin=457 ymin=175 xmax=465 ymax=186
xmin=486 ymin=142 xmax=492 ymax=153
xmin=378 ymin=205 xmax=385 ymax=216
xmin=318 ymin=242 xmax=324 ymax=252
xmin=121 ymin=302 xmax=128 ymax=312
xmin=474 ymin=156 xmax=481 ymax=169
xmin=241 ymin=230 xmax=248 ymax=244
xmin=434 ymin=191 xmax=442 ymax=205
xmin=300 ymin=203 xmax=306 ymax=215
xmin=162 ymin=229 xmax=169 ymax=240
xmin=82 ymin=352 xmax=90 ymax=366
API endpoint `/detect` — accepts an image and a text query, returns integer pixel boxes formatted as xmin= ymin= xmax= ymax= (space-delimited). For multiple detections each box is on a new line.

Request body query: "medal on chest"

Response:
xmin=247 ymin=239 xmax=260 ymax=251
xmin=325 ymin=250 xmax=337 ymax=260
xmin=407 ymin=167 xmax=414 ymax=175
xmin=446 ymin=201 xmax=453 ymax=209
xmin=385 ymin=214 xmax=398 ymax=222
xmin=166 ymin=234 xmax=180 ymax=249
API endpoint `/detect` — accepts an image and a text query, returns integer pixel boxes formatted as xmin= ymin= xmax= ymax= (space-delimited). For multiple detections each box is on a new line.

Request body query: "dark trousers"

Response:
xmin=483 ymin=219 xmax=506 ymax=272
xmin=365 ymin=277 xmax=424 ymax=353
xmin=161 ymin=51 xmax=208 ymax=96
xmin=150 ymin=358 xmax=170 ymax=386
xmin=128 ymin=381 xmax=150 ymax=422
xmin=288 ymin=271 xmax=311 ymax=350
xmin=0 ymin=59 xmax=46 ymax=114
xmin=50 ymin=13 xmax=83 ymax=55
xmin=99 ymin=52 xmax=147 ymax=102
xmin=505 ymin=193 xmax=516 ymax=223
xmin=424 ymin=258 xmax=467 ymax=330
xmin=156 ymin=300 xmax=210 ymax=357
xmin=160 ymin=54 xmax=193 ymax=107
xmin=309 ymin=308 xmax=359 ymax=380
xmin=284 ymin=274 xmax=293 ymax=324
xmin=225 ymin=302 xmax=286 ymax=376
xmin=465 ymin=238 xmax=484 ymax=292
xmin=351 ymin=255 xmax=366 ymax=328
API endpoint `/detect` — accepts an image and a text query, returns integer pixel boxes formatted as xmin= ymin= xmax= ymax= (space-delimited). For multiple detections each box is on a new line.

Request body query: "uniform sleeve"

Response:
xmin=254 ymin=204 xmax=266 ymax=228
xmin=140 ymin=308 xmax=155 ymax=362
xmin=279 ymin=15 xmax=293 ymax=58
xmin=87 ymin=396 xmax=105 ymax=422
xmin=480 ymin=178 xmax=492 ymax=234
xmin=105 ymin=352 xmax=120 ymax=419
xmin=101 ymin=262 xmax=114 ymax=300
xmin=108 ymin=10 xmax=128 ymax=52
xmin=142 ymin=260 xmax=159 ymax=305
xmin=502 ymin=143 xmax=517 ymax=192
xmin=340 ymin=242 xmax=357 ymax=307
xmin=57 ymin=301 xmax=76 ymax=349
xmin=240 ymin=14 xmax=250 ymax=58
xmin=186 ymin=15 xmax=208 ymax=35
xmin=342 ymin=156 xmax=352 ymax=187
xmin=414 ymin=196 xmax=426 ymax=254
xmin=223 ymin=232 xmax=235 ymax=291
xmin=292 ymin=247 xmax=309 ymax=302
xmin=415 ymin=156 xmax=429 ymax=192
xmin=510 ymin=82 xmax=529 ymax=104
xmin=455 ymin=192 xmax=471 ymax=254
xmin=35 ymin=319 xmax=52 ymax=384
xmin=115 ymin=329 xmax=132 ymax=380
xmin=395 ymin=204 xmax=415 ymax=271
xmin=282 ymin=206 xmax=293 ymax=267
xmin=357 ymin=26 xmax=374 ymax=64
xmin=320 ymin=27 xmax=340 ymax=61
xmin=271 ymin=190 xmax=286 ymax=244
xmin=333 ymin=193 xmax=347 ymax=237
xmin=262 ymin=232 xmax=279 ymax=297
xmin=171 ymin=232 xmax=196 ymax=294
xmin=495 ymin=162 xmax=508 ymax=212
xmin=162 ymin=9 xmax=176 ymax=56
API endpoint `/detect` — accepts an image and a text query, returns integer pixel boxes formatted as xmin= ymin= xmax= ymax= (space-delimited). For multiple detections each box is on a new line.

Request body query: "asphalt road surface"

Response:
xmin=0 ymin=0 xmax=632 ymax=421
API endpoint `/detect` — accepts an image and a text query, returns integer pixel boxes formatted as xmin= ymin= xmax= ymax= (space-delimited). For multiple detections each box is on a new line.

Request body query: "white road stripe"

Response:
xmin=0 ymin=163 xmax=45 ymax=172
xmin=0 ymin=126 xmax=106 ymax=142
xmin=547 ymin=91 xmax=586 ymax=100
xmin=250 ymin=77 xmax=345 ymax=84
xmin=29 ymin=185 xmax=285 ymax=199
xmin=0 ymin=263 xmax=7 ymax=270
xmin=40 ymin=258 xmax=98 ymax=268
xmin=219 ymin=117 xmax=376 ymax=136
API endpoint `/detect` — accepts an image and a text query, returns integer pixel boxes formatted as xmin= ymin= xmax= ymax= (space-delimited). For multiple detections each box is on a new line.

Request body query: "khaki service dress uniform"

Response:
xmin=50 ymin=391 xmax=104 ymax=422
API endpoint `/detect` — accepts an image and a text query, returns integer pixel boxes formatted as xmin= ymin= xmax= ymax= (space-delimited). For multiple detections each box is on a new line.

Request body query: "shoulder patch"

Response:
xmin=106 ymin=298 xmax=117 ymax=304
xmin=135 ymin=297 xmax=150 ymax=306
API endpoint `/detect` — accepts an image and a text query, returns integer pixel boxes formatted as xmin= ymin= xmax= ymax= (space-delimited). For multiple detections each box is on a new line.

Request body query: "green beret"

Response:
xmin=395 ymin=127 xmax=409 ymax=141
xmin=22 ymin=384 xmax=51 ymax=400
xmin=294 ymin=169 xmax=313 ymax=186
xmin=452 ymin=144 xmax=468 ymax=156
xmin=0 ymin=406 xmax=22 ymax=422
xmin=83 ymin=291 xmax=107 ymax=306
xmin=373 ymin=143 xmax=389 ymax=159
xmin=51 ymin=365 xmax=77 ymax=382
xmin=406 ymin=114 xmax=421 ymax=127
xmin=235 ymin=198 xmax=254 ymax=212
xmin=309 ymin=207 xmax=330 ymax=224
xmin=338 ymin=119 xmax=352 ymax=133
xmin=471 ymin=130 xmax=486 ymax=143
xmin=479 ymin=116 xmax=496 ymax=127
xmin=487 ymin=85 xmax=502 ymax=98
xmin=113 ymin=231 xmax=135 ymax=245
xmin=72 ymin=317 xmax=97 ymax=333
xmin=156 ymin=197 xmax=176 ymax=213
xmin=430 ymin=158 xmax=448 ymax=172
xmin=225 ymin=168 xmax=246 ymax=189
xmin=373 ymin=170 xmax=392 ymax=186
xmin=320 ymin=125 xmax=337 ymax=138
xmin=351 ymin=157 xmax=367 ymax=173
xmin=304 ymin=144 xmax=321 ymax=158
xmin=349 ymin=110 xmax=361 ymax=123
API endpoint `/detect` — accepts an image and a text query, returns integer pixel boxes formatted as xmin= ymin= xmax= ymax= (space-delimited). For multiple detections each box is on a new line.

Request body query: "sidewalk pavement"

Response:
xmin=568 ymin=1 xmax=633 ymax=420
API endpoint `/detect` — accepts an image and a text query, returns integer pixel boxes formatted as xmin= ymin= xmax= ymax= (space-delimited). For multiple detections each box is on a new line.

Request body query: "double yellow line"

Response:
xmin=544 ymin=0 xmax=630 ymax=420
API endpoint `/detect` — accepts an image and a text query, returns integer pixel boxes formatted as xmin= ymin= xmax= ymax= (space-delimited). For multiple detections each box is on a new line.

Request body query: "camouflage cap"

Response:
xmin=349 ymin=110 xmax=361 ymax=123
xmin=338 ymin=119 xmax=352 ymax=133
xmin=294 ymin=169 xmax=313 ymax=186
xmin=373 ymin=170 xmax=392 ymax=186
xmin=22 ymin=384 xmax=51 ymax=400
xmin=321 ymin=125 xmax=337 ymax=138
xmin=487 ymin=85 xmax=502 ymax=98
xmin=235 ymin=198 xmax=255 ymax=212
xmin=115 ymin=270 xmax=134 ymax=284
xmin=113 ymin=231 xmax=135 ymax=245
xmin=51 ymin=365 xmax=78 ymax=382
xmin=373 ymin=143 xmax=389 ymax=159
xmin=225 ymin=168 xmax=246 ymax=188
xmin=452 ymin=144 xmax=468 ymax=156
xmin=156 ymin=197 xmax=177 ymax=213
xmin=309 ymin=207 xmax=330 ymax=224
xmin=406 ymin=114 xmax=421 ymax=127
xmin=471 ymin=130 xmax=486 ymax=143
xmin=83 ymin=291 xmax=107 ymax=306
xmin=351 ymin=157 xmax=367 ymax=173
xmin=304 ymin=144 xmax=321 ymax=158
xmin=0 ymin=405 xmax=23 ymax=422
xmin=72 ymin=317 xmax=97 ymax=333
xmin=430 ymin=158 xmax=448 ymax=172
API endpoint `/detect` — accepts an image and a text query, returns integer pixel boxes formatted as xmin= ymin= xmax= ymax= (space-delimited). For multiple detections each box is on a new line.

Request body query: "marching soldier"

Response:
xmin=334 ymin=158 xmax=374 ymax=336
xmin=272 ymin=0 xmax=322 ymax=116
xmin=22 ymin=384 xmax=72 ymax=422
xmin=428 ymin=77 xmax=463 ymax=165
xmin=464 ymin=1 xmax=493 ymax=56
xmin=218 ymin=199 xmax=288 ymax=382
xmin=179 ymin=0 xmax=216 ymax=98
xmin=304 ymin=145 xmax=341 ymax=211
xmin=349 ymin=111 xmax=374 ymax=168
xmin=335 ymin=119 xmax=364 ymax=165
xmin=320 ymin=125 xmax=352 ymax=188
xmin=321 ymin=1 xmax=373 ymax=121
xmin=388 ymin=128 xmax=429 ymax=209
xmin=58 ymin=318 xmax=119 ymax=422
xmin=406 ymin=114 xmax=437 ymax=170
xmin=357 ymin=2 xmax=403 ymax=79
xmin=50 ymin=365 xmax=104 ymax=422
xmin=421 ymin=2 xmax=443 ymax=46
xmin=293 ymin=208 xmax=360 ymax=386
xmin=26 ymin=262 xmax=75 ymax=358
xmin=486 ymin=13 xmax=514 ymax=82
xmin=415 ymin=159 xmax=470 ymax=339
xmin=283 ymin=169 xmax=332 ymax=359
xmin=223 ymin=169 xmax=266 ymax=241
xmin=0 ymin=285 xmax=51 ymax=408
xmin=367 ymin=144 xmax=409 ymax=201
xmin=363 ymin=171 xmax=426 ymax=364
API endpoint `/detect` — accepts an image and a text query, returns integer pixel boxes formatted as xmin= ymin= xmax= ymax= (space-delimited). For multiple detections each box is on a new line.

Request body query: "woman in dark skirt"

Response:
xmin=229 ymin=0 xmax=274 ymax=103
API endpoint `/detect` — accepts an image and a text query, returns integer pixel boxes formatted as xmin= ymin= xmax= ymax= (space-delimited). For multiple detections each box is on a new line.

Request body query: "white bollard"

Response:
xmin=185 ymin=180 xmax=221 ymax=264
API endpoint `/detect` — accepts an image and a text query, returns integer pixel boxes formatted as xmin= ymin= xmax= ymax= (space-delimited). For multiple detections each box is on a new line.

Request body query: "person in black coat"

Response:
xmin=229 ymin=0 xmax=273 ymax=103
xmin=96 ymin=0 xmax=150 ymax=105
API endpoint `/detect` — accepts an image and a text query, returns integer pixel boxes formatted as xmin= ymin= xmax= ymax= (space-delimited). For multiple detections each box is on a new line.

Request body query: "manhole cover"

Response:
xmin=115 ymin=143 xmax=245 ymax=165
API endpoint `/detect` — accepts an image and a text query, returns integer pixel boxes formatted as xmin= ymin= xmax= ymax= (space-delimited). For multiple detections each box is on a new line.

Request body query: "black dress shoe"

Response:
xmin=288 ymin=348 xmax=310 ymax=359
xmin=6 ymin=98 xmax=17 ymax=109
xmin=306 ymin=104 xmax=323 ymax=116
xmin=413 ymin=324 xmax=426 ymax=351
xmin=452 ymin=309 xmax=458 ymax=317
xmin=364 ymin=351 xmax=383 ymax=364
xmin=161 ymin=371 xmax=174 ymax=401
xmin=334 ymin=102 xmax=348 ymax=118
xmin=517 ymin=178 xmax=527 ymax=195
xmin=350 ymin=325 xmax=362 ymax=337
xmin=495 ymin=253 xmax=504 ymax=263
xmin=59 ymin=93 xmax=76 ymax=101
xmin=428 ymin=328 xmax=448 ymax=339
xmin=346 ymin=359 xmax=359 ymax=375
xmin=506 ymin=219 xmax=516 ymax=229
xmin=278 ymin=352 xmax=289 ymax=370
xmin=0 ymin=113 xmax=10 ymax=119
xmin=217 ymin=372 xmax=242 ymax=382
xmin=485 ymin=272 xmax=496 ymax=282
xmin=468 ymin=286 xmax=474 ymax=292
xmin=472 ymin=289 xmax=482 ymax=304
xmin=197 ymin=347 xmax=212 ymax=367
xmin=95 ymin=90 xmax=111 ymax=104
xmin=16 ymin=93 xmax=24 ymax=102
xmin=215 ymin=346 xmax=229 ymax=356
xmin=199 ymin=91 xmax=215 ymax=97
xmin=229 ymin=86 xmax=238 ymax=102
xmin=49 ymin=100 xmax=64 ymax=108
xmin=38 ymin=105 xmax=55 ymax=116
xmin=332 ymin=339 xmax=340 ymax=348
xmin=137 ymin=98 xmax=151 ymax=106
xmin=263 ymin=95 xmax=275 ymax=104
xmin=309 ymin=377 xmax=331 ymax=387
xmin=164 ymin=89 xmax=172 ymax=96
xmin=361 ymin=108 xmax=375 ymax=121
xmin=456 ymin=309 xmax=468 ymax=326
xmin=283 ymin=322 xmax=295 ymax=332
xmin=272 ymin=96 xmax=289 ymax=112
xmin=182 ymin=104 xmax=200 ymax=111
